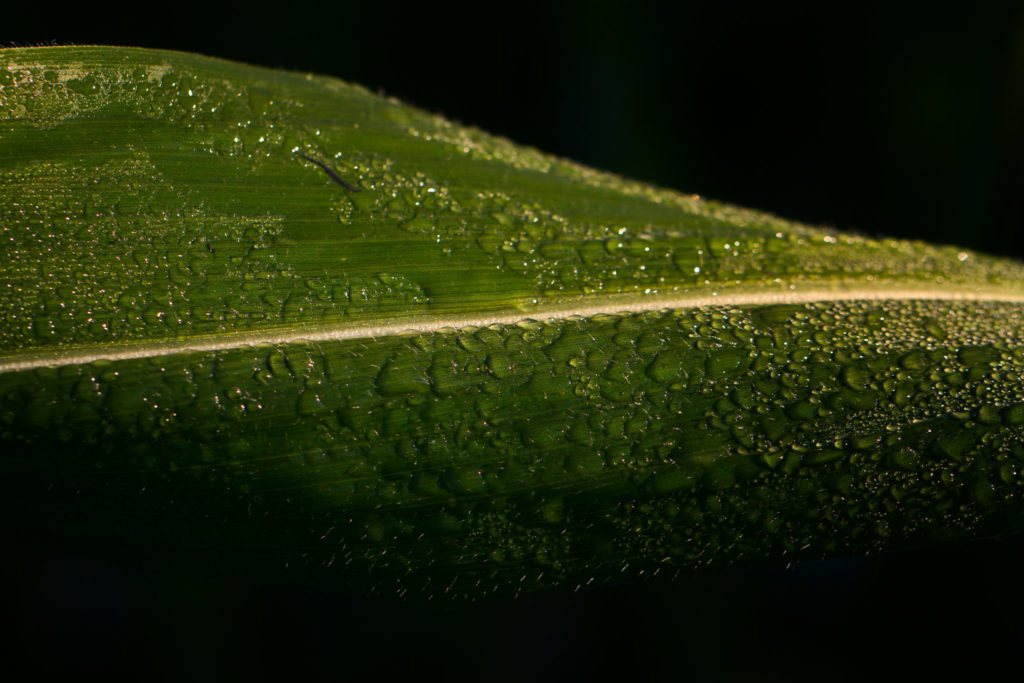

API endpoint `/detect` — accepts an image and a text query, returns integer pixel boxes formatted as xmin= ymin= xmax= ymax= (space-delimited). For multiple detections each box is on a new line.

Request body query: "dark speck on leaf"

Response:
xmin=297 ymin=153 xmax=360 ymax=192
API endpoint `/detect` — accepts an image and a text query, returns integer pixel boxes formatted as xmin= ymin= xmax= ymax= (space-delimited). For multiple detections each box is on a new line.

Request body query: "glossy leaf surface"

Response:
xmin=2 ymin=47 xmax=1024 ymax=597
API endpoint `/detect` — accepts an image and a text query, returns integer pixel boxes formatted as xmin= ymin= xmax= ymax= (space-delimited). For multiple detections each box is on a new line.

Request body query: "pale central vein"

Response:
xmin=3 ymin=287 xmax=1024 ymax=373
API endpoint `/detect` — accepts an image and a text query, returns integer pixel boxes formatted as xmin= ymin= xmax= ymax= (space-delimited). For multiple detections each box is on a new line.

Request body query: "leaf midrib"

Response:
xmin=3 ymin=285 xmax=1023 ymax=374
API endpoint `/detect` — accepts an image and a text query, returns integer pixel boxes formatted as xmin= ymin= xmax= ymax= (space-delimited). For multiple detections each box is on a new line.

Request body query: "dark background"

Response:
xmin=5 ymin=1 xmax=1024 ymax=679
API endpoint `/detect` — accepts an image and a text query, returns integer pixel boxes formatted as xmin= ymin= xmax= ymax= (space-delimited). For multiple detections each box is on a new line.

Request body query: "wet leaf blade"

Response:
xmin=2 ymin=46 xmax=1024 ymax=597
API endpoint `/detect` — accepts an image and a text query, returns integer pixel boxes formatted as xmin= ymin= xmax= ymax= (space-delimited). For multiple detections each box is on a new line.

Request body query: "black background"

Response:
xmin=5 ymin=1 xmax=1024 ymax=679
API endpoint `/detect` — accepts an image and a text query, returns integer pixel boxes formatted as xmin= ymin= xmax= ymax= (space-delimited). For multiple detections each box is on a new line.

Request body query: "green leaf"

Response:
xmin=3 ymin=46 xmax=1024 ymax=598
